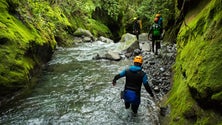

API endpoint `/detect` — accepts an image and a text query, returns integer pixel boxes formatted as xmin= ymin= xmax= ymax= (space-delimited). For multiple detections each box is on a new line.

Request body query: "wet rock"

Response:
xmin=98 ymin=36 xmax=114 ymax=43
xmin=114 ymin=33 xmax=139 ymax=55
xmin=149 ymin=61 xmax=155 ymax=65
xmin=73 ymin=28 xmax=93 ymax=38
xmin=140 ymin=41 xmax=151 ymax=51
xmin=133 ymin=49 xmax=141 ymax=56
xmin=138 ymin=33 xmax=148 ymax=41
xmin=154 ymin=86 xmax=160 ymax=92
xmin=93 ymin=51 xmax=121 ymax=61
xmin=160 ymin=106 xmax=169 ymax=116
xmin=83 ymin=36 xmax=92 ymax=42
xmin=141 ymin=42 xmax=176 ymax=105
xmin=160 ymin=67 xmax=165 ymax=72
xmin=105 ymin=51 xmax=121 ymax=61
xmin=152 ymin=79 xmax=161 ymax=86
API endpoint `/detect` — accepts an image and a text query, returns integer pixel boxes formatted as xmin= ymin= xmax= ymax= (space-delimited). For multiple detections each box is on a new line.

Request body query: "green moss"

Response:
xmin=211 ymin=91 xmax=222 ymax=101
xmin=165 ymin=64 xmax=196 ymax=124
xmin=87 ymin=19 xmax=111 ymax=37
xmin=165 ymin=0 xmax=222 ymax=124
xmin=176 ymin=0 xmax=222 ymax=100
xmin=0 ymin=0 xmax=55 ymax=86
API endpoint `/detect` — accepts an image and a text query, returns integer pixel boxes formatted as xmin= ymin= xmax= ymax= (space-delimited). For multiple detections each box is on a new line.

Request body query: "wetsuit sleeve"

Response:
xmin=142 ymin=74 xmax=154 ymax=97
xmin=112 ymin=69 xmax=126 ymax=83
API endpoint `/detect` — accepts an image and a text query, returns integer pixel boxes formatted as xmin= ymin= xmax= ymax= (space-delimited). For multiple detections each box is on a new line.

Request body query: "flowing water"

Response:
xmin=0 ymin=41 xmax=159 ymax=125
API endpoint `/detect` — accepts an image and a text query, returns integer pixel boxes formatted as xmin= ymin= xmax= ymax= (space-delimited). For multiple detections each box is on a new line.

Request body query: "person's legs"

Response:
xmin=137 ymin=30 xmax=140 ymax=40
xmin=156 ymin=40 xmax=160 ymax=55
xmin=136 ymin=34 xmax=139 ymax=40
xmin=131 ymin=104 xmax=139 ymax=114
xmin=155 ymin=41 xmax=158 ymax=55
xmin=125 ymin=102 xmax=130 ymax=109
xmin=152 ymin=40 xmax=155 ymax=53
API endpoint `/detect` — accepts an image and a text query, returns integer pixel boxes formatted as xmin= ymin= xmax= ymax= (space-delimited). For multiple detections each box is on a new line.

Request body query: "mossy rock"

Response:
xmin=165 ymin=0 xmax=222 ymax=124
xmin=0 ymin=0 xmax=55 ymax=89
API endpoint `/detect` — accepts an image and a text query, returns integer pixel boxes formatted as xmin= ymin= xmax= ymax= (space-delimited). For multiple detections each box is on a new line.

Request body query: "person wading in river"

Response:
xmin=112 ymin=56 xmax=154 ymax=115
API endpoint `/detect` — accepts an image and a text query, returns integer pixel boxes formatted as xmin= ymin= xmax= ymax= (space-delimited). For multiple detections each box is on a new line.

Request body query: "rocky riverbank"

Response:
xmin=140 ymin=34 xmax=177 ymax=118
xmin=142 ymin=42 xmax=176 ymax=100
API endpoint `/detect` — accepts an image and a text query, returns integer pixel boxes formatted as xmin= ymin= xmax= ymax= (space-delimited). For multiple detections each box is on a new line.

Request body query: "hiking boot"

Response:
xmin=132 ymin=111 xmax=137 ymax=117
xmin=125 ymin=103 xmax=130 ymax=109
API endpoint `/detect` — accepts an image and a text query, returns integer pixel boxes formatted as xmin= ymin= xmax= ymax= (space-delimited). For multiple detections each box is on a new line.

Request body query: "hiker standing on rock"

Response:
xmin=112 ymin=56 xmax=155 ymax=115
xmin=148 ymin=17 xmax=162 ymax=55
xmin=133 ymin=17 xmax=142 ymax=40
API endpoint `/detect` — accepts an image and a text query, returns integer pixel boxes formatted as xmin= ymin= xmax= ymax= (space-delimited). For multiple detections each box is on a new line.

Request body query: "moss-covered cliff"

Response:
xmin=0 ymin=0 xmax=113 ymax=98
xmin=164 ymin=0 xmax=222 ymax=124
xmin=0 ymin=0 xmax=57 ymax=95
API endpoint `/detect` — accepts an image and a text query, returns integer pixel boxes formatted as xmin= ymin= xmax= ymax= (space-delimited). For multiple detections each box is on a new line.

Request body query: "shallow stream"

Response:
xmin=0 ymin=41 xmax=159 ymax=125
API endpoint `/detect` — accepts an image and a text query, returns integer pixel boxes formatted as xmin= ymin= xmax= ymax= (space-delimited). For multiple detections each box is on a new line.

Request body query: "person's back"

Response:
xmin=124 ymin=65 xmax=144 ymax=93
xmin=155 ymin=13 xmax=163 ymax=33
xmin=150 ymin=18 xmax=161 ymax=40
xmin=112 ymin=56 xmax=154 ymax=115
xmin=148 ymin=18 xmax=161 ymax=55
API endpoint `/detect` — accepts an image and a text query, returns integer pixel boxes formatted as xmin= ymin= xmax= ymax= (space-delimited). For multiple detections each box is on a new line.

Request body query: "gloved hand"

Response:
xmin=112 ymin=81 xmax=116 ymax=86
xmin=148 ymin=34 xmax=152 ymax=41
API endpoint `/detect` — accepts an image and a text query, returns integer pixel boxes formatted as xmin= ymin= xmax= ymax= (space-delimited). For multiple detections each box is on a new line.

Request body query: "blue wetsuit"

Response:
xmin=113 ymin=65 xmax=154 ymax=114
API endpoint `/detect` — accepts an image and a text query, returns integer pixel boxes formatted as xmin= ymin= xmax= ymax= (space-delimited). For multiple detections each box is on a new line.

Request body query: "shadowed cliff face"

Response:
xmin=165 ymin=0 xmax=222 ymax=124
xmin=177 ymin=0 xmax=202 ymax=14
xmin=0 ymin=0 xmax=56 ymax=97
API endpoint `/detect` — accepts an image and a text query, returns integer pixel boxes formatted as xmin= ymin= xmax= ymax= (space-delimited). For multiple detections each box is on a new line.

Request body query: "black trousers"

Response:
xmin=125 ymin=102 xmax=139 ymax=114
xmin=152 ymin=39 xmax=161 ymax=54
xmin=133 ymin=30 xmax=140 ymax=40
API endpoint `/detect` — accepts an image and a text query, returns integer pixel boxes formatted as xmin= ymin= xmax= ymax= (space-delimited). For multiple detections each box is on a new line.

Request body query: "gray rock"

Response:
xmin=105 ymin=51 xmax=121 ymax=61
xmin=98 ymin=36 xmax=114 ymax=43
xmin=140 ymin=41 xmax=151 ymax=51
xmin=83 ymin=36 xmax=92 ymax=42
xmin=73 ymin=28 xmax=93 ymax=37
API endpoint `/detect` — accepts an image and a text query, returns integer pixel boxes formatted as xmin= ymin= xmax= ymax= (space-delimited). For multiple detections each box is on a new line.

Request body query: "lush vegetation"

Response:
xmin=2 ymin=0 xmax=222 ymax=124
xmin=163 ymin=0 xmax=222 ymax=124
xmin=0 ymin=0 xmax=55 ymax=86
xmin=0 ymin=0 xmax=175 ymax=92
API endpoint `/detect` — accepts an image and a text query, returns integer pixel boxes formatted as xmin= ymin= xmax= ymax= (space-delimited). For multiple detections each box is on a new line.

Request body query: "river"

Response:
xmin=0 ymin=41 xmax=159 ymax=125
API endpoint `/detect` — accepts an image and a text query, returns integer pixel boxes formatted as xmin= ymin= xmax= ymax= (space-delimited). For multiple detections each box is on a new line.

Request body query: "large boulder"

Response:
xmin=93 ymin=33 xmax=139 ymax=61
xmin=115 ymin=33 xmax=139 ymax=53
xmin=73 ymin=28 xmax=95 ymax=42
xmin=93 ymin=51 xmax=121 ymax=61
xmin=139 ymin=33 xmax=148 ymax=41
xmin=98 ymin=36 xmax=114 ymax=43
xmin=73 ymin=28 xmax=93 ymax=37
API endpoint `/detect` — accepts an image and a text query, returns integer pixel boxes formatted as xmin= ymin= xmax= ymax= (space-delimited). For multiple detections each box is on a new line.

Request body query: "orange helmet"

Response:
xmin=154 ymin=17 xmax=159 ymax=23
xmin=155 ymin=13 xmax=161 ymax=18
xmin=133 ymin=56 xmax=143 ymax=64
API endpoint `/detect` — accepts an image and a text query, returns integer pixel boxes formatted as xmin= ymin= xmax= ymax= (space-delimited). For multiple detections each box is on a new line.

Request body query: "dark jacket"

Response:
xmin=148 ymin=23 xmax=161 ymax=41
xmin=113 ymin=65 xmax=154 ymax=97
xmin=133 ymin=20 xmax=141 ymax=34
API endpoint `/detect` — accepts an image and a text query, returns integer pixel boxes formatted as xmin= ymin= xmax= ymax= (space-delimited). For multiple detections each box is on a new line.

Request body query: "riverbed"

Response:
xmin=0 ymin=41 xmax=160 ymax=125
